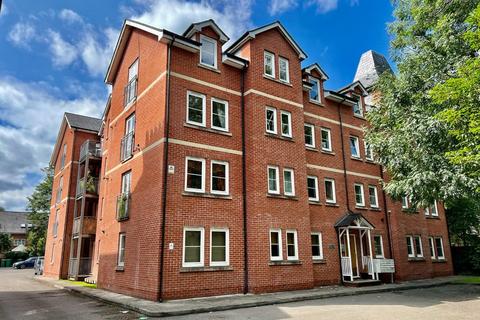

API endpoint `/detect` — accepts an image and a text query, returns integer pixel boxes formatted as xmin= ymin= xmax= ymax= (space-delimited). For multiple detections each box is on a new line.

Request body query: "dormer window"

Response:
xmin=309 ymin=77 xmax=320 ymax=103
xmin=353 ymin=94 xmax=364 ymax=117
xmin=200 ymin=35 xmax=217 ymax=69
xmin=264 ymin=51 xmax=275 ymax=78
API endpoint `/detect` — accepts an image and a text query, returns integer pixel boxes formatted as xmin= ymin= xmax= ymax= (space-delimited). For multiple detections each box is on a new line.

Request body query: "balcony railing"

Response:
xmin=124 ymin=76 xmax=137 ymax=107
xmin=76 ymin=176 xmax=99 ymax=197
xmin=116 ymin=193 xmax=131 ymax=221
xmin=68 ymin=257 xmax=92 ymax=277
xmin=79 ymin=140 xmax=102 ymax=162
xmin=72 ymin=217 xmax=81 ymax=236
xmin=120 ymin=132 xmax=134 ymax=162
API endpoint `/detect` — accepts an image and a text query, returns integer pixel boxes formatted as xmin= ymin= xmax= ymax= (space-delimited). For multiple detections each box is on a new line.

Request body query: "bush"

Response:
xmin=5 ymin=251 xmax=29 ymax=261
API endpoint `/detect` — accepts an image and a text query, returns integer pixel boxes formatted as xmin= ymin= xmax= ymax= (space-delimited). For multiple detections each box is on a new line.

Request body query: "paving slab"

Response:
xmin=34 ymin=275 xmax=464 ymax=317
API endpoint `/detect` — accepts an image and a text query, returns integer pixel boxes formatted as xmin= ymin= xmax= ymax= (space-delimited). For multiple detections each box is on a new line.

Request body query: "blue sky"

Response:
xmin=0 ymin=0 xmax=395 ymax=210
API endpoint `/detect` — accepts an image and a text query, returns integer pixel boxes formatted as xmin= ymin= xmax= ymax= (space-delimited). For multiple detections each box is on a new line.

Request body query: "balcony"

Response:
xmin=72 ymin=216 xmax=97 ymax=237
xmin=120 ymin=132 xmax=134 ymax=162
xmin=79 ymin=140 xmax=101 ymax=162
xmin=116 ymin=193 xmax=131 ymax=221
xmin=76 ymin=176 xmax=99 ymax=198
xmin=68 ymin=257 xmax=92 ymax=277
xmin=124 ymin=76 xmax=137 ymax=107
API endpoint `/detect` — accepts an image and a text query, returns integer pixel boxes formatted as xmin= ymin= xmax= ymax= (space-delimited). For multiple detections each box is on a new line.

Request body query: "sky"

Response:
xmin=0 ymin=0 xmax=395 ymax=211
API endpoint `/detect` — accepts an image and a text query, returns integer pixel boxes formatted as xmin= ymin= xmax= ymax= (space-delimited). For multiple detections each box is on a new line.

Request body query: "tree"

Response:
xmin=0 ymin=207 xmax=5 ymax=211
xmin=0 ymin=233 xmax=13 ymax=253
xmin=366 ymin=0 xmax=480 ymax=206
xmin=26 ymin=167 xmax=53 ymax=256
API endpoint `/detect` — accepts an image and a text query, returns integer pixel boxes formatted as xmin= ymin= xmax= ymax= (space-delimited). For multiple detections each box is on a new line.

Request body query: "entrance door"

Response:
xmin=350 ymin=234 xmax=359 ymax=277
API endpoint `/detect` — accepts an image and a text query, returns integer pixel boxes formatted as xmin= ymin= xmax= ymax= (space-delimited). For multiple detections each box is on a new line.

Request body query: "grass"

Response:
xmin=61 ymin=280 xmax=97 ymax=288
xmin=453 ymin=276 xmax=480 ymax=284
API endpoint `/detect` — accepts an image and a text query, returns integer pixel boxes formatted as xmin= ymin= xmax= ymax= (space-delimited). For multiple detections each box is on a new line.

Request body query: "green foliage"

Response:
xmin=0 ymin=233 xmax=13 ymax=253
xmin=366 ymin=0 xmax=480 ymax=206
xmin=5 ymin=251 xmax=29 ymax=260
xmin=26 ymin=167 xmax=53 ymax=256
xmin=446 ymin=197 xmax=480 ymax=246
xmin=0 ymin=207 xmax=5 ymax=211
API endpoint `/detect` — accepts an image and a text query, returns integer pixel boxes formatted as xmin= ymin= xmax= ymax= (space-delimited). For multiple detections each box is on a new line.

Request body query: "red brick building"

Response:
xmin=44 ymin=19 xmax=453 ymax=301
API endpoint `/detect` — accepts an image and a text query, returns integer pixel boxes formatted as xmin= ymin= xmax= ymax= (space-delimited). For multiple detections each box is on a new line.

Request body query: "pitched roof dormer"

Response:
xmin=302 ymin=63 xmax=329 ymax=80
xmin=183 ymin=19 xmax=230 ymax=44
xmin=338 ymin=80 xmax=368 ymax=97
xmin=225 ymin=21 xmax=307 ymax=60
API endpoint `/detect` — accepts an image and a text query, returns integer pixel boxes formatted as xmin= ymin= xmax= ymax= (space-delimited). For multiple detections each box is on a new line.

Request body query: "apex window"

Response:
xmin=211 ymin=98 xmax=228 ymax=131
xmin=354 ymin=183 xmax=365 ymax=207
xmin=286 ymin=230 xmax=298 ymax=260
xmin=267 ymin=166 xmax=280 ymax=194
xmin=280 ymin=111 xmax=292 ymax=138
xmin=307 ymin=176 xmax=319 ymax=202
xmin=265 ymin=107 xmax=277 ymax=134
xmin=279 ymin=57 xmax=290 ymax=83
xmin=270 ymin=229 xmax=282 ymax=261
xmin=183 ymin=227 xmax=204 ymax=267
xmin=309 ymin=77 xmax=320 ymax=102
xmin=321 ymin=128 xmax=332 ymax=152
xmin=353 ymin=95 xmax=363 ymax=117
xmin=125 ymin=59 xmax=138 ymax=106
xmin=199 ymin=35 xmax=217 ymax=68
xmin=311 ymin=232 xmax=323 ymax=260
xmin=283 ymin=168 xmax=295 ymax=196
xmin=349 ymin=136 xmax=360 ymax=158
xmin=304 ymin=124 xmax=315 ymax=148
xmin=187 ymin=91 xmax=206 ymax=127
xmin=60 ymin=144 xmax=67 ymax=169
xmin=185 ymin=157 xmax=205 ymax=193
xmin=324 ymin=178 xmax=336 ymax=204
xmin=264 ymin=51 xmax=275 ymax=77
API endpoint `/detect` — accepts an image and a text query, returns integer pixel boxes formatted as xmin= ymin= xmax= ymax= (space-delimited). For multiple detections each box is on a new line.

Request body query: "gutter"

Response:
xmin=379 ymin=167 xmax=395 ymax=282
xmin=158 ymin=35 xmax=175 ymax=302
xmin=240 ymin=64 xmax=249 ymax=295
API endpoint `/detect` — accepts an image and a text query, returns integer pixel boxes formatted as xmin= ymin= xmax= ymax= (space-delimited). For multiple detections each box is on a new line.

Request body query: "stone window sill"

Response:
xmin=426 ymin=216 xmax=440 ymax=220
xmin=309 ymin=99 xmax=325 ymax=107
xmin=353 ymin=114 xmax=366 ymax=120
xmin=313 ymin=259 xmax=326 ymax=264
xmin=263 ymin=74 xmax=293 ymax=87
xmin=267 ymin=194 xmax=298 ymax=201
xmin=184 ymin=123 xmax=232 ymax=136
xmin=269 ymin=260 xmax=302 ymax=266
xmin=265 ymin=133 xmax=295 ymax=142
xmin=432 ymin=259 xmax=447 ymax=263
xmin=321 ymin=150 xmax=335 ymax=156
xmin=198 ymin=63 xmax=221 ymax=74
xmin=325 ymin=203 xmax=339 ymax=207
xmin=408 ymin=257 xmax=426 ymax=262
xmin=351 ymin=156 xmax=363 ymax=162
xmin=182 ymin=192 xmax=232 ymax=200
xmin=306 ymin=146 xmax=317 ymax=152
xmin=180 ymin=266 xmax=233 ymax=273
xmin=355 ymin=206 xmax=368 ymax=210
xmin=309 ymin=200 xmax=322 ymax=206
xmin=369 ymin=207 xmax=382 ymax=212
xmin=115 ymin=266 xmax=125 ymax=272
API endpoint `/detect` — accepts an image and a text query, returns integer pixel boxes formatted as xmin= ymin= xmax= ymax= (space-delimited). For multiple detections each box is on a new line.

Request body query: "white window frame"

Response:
xmin=210 ymin=228 xmax=229 ymax=267
xmin=286 ymin=230 xmax=299 ymax=261
xmin=210 ymin=160 xmax=229 ymax=195
xmin=283 ymin=168 xmax=295 ymax=196
xmin=128 ymin=59 xmax=138 ymax=81
xmin=414 ymin=235 xmax=423 ymax=257
xmin=185 ymin=157 xmax=206 ymax=193
xmin=307 ymin=175 xmax=319 ymax=202
xmin=117 ymin=233 xmax=126 ymax=267
xmin=321 ymin=128 xmax=332 ymax=152
xmin=324 ymin=178 xmax=336 ymax=204
xmin=304 ymin=123 xmax=315 ymax=148
xmin=368 ymin=185 xmax=379 ymax=208
xmin=278 ymin=56 xmax=290 ymax=83
xmin=280 ymin=111 xmax=292 ymax=138
xmin=406 ymin=236 xmax=415 ymax=258
xmin=211 ymin=97 xmax=229 ymax=132
xmin=309 ymin=76 xmax=321 ymax=103
xmin=428 ymin=237 xmax=436 ymax=259
xmin=267 ymin=165 xmax=280 ymax=194
xmin=265 ymin=107 xmax=277 ymax=134
xmin=353 ymin=94 xmax=364 ymax=117
xmin=402 ymin=196 xmax=410 ymax=209
xmin=121 ymin=170 xmax=131 ymax=195
xmin=364 ymin=141 xmax=374 ymax=161
xmin=354 ymin=183 xmax=365 ymax=207
xmin=435 ymin=237 xmax=445 ymax=260
xmin=182 ymin=227 xmax=205 ymax=267
xmin=199 ymin=34 xmax=217 ymax=69
xmin=311 ymin=232 xmax=323 ymax=260
xmin=350 ymin=136 xmax=360 ymax=158
xmin=373 ymin=235 xmax=384 ymax=258
xmin=270 ymin=229 xmax=283 ymax=261
xmin=61 ymin=144 xmax=67 ymax=169
xmin=427 ymin=201 xmax=439 ymax=217
xmin=264 ymin=51 xmax=275 ymax=78
xmin=186 ymin=91 xmax=206 ymax=127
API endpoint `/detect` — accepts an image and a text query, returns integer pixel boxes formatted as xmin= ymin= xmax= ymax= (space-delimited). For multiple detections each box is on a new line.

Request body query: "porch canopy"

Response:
xmin=335 ymin=212 xmax=376 ymax=281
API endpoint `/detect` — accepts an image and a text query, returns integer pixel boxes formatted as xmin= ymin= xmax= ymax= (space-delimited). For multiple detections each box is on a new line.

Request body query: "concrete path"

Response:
xmin=36 ymin=274 xmax=467 ymax=317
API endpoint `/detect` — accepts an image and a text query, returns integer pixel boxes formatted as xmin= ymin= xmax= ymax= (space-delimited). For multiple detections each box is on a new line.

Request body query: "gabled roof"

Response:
xmin=338 ymin=80 xmax=369 ymax=96
xmin=50 ymin=113 xmax=102 ymax=166
xmin=354 ymin=50 xmax=393 ymax=89
xmin=105 ymin=19 xmax=201 ymax=84
xmin=225 ymin=21 xmax=307 ymax=60
xmin=0 ymin=211 xmax=29 ymax=235
xmin=334 ymin=213 xmax=374 ymax=229
xmin=183 ymin=19 xmax=229 ymax=43
xmin=302 ymin=63 xmax=329 ymax=80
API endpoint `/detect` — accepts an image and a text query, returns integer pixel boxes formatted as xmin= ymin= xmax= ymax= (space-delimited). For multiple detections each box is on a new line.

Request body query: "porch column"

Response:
xmin=346 ymin=228 xmax=353 ymax=281
xmin=367 ymin=229 xmax=375 ymax=280
xmin=359 ymin=230 xmax=364 ymax=268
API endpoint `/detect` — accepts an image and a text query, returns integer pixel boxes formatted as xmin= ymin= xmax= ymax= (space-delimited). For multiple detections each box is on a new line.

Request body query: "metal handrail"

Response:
xmin=116 ymin=193 xmax=131 ymax=221
xmin=120 ymin=132 xmax=134 ymax=162
xmin=124 ymin=76 xmax=137 ymax=106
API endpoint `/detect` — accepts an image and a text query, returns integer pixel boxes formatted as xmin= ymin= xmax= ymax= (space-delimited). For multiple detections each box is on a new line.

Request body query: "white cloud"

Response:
xmin=8 ymin=22 xmax=36 ymax=48
xmin=131 ymin=0 xmax=254 ymax=44
xmin=306 ymin=0 xmax=338 ymax=13
xmin=0 ymin=77 xmax=105 ymax=210
xmin=59 ymin=9 xmax=83 ymax=23
xmin=269 ymin=0 xmax=298 ymax=15
xmin=47 ymin=30 xmax=78 ymax=67
xmin=79 ymin=27 xmax=118 ymax=77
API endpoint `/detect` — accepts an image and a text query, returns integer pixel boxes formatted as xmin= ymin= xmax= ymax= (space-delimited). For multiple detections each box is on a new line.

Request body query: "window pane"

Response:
xmin=211 ymin=247 xmax=226 ymax=262
xmin=414 ymin=237 xmax=422 ymax=256
xmin=355 ymin=185 xmax=363 ymax=205
xmin=188 ymin=94 xmax=204 ymax=124
xmin=270 ymin=232 xmax=280 ymax=257
xmin=435 ymin=238 xmax=444 ymax=258
xmin=279 ymin=59 xmax=288 ymax=81
xmin=187 ymin=160 xmax=203 ymax=190
xmin=321 ymin=129 xmax=330 ymax=150
xmin=307 ymin=178 xmax=317 ymax=199
xmin=406 ymin=237 xmax=413 ymax=255
xmin=266 ymin=109 xmax=275 ymax=132
xmin=304 ymin=125 xmax=313 ymax=146
xmin=185 ymin=247 xmax=200 ymax=263
xmin=325 ymin=180 xmax=334 ymax=202
xmin=185 ymin=230 xmax=201 ymax=263
xmin=374 ymin=236 xmax=382 ymax=256
xmin=268 ymin=168 xmax=277 ymax=192
xmin=212 ymin=163 xmax=226 ymax=192
xmin=284 ymin=170 xmax=293 ymax=194
xmin=212 ymin=101 xmax=226 ymax=129
xmin=281 ymin=113 xmax=290 ymax=136
xmin=429 ymin=238 xmax=435 ymax=257
xmin=201 ymin=38 xmax=215 ymax=66
xmin=369 ymin=187 xmax=377 ymax=207
xmin=264 ymin=53 xmax=273 ymax=75
xmin=211 ymin=231 xmax=226 ymax=262
xmin=185 ymin=231 xmax=201 ymax=246
xmin=350 ymin=137 xmax=359 ymax=157
xmin=310 ymin=79 xmax=319 ymax=101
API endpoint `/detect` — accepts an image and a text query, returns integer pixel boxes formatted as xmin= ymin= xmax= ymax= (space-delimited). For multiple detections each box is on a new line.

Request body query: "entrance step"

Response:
xmin=84 ymin=276 xmax=96 ymax=284
xmin=344 ymin=279 xmax=381 ymax=287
